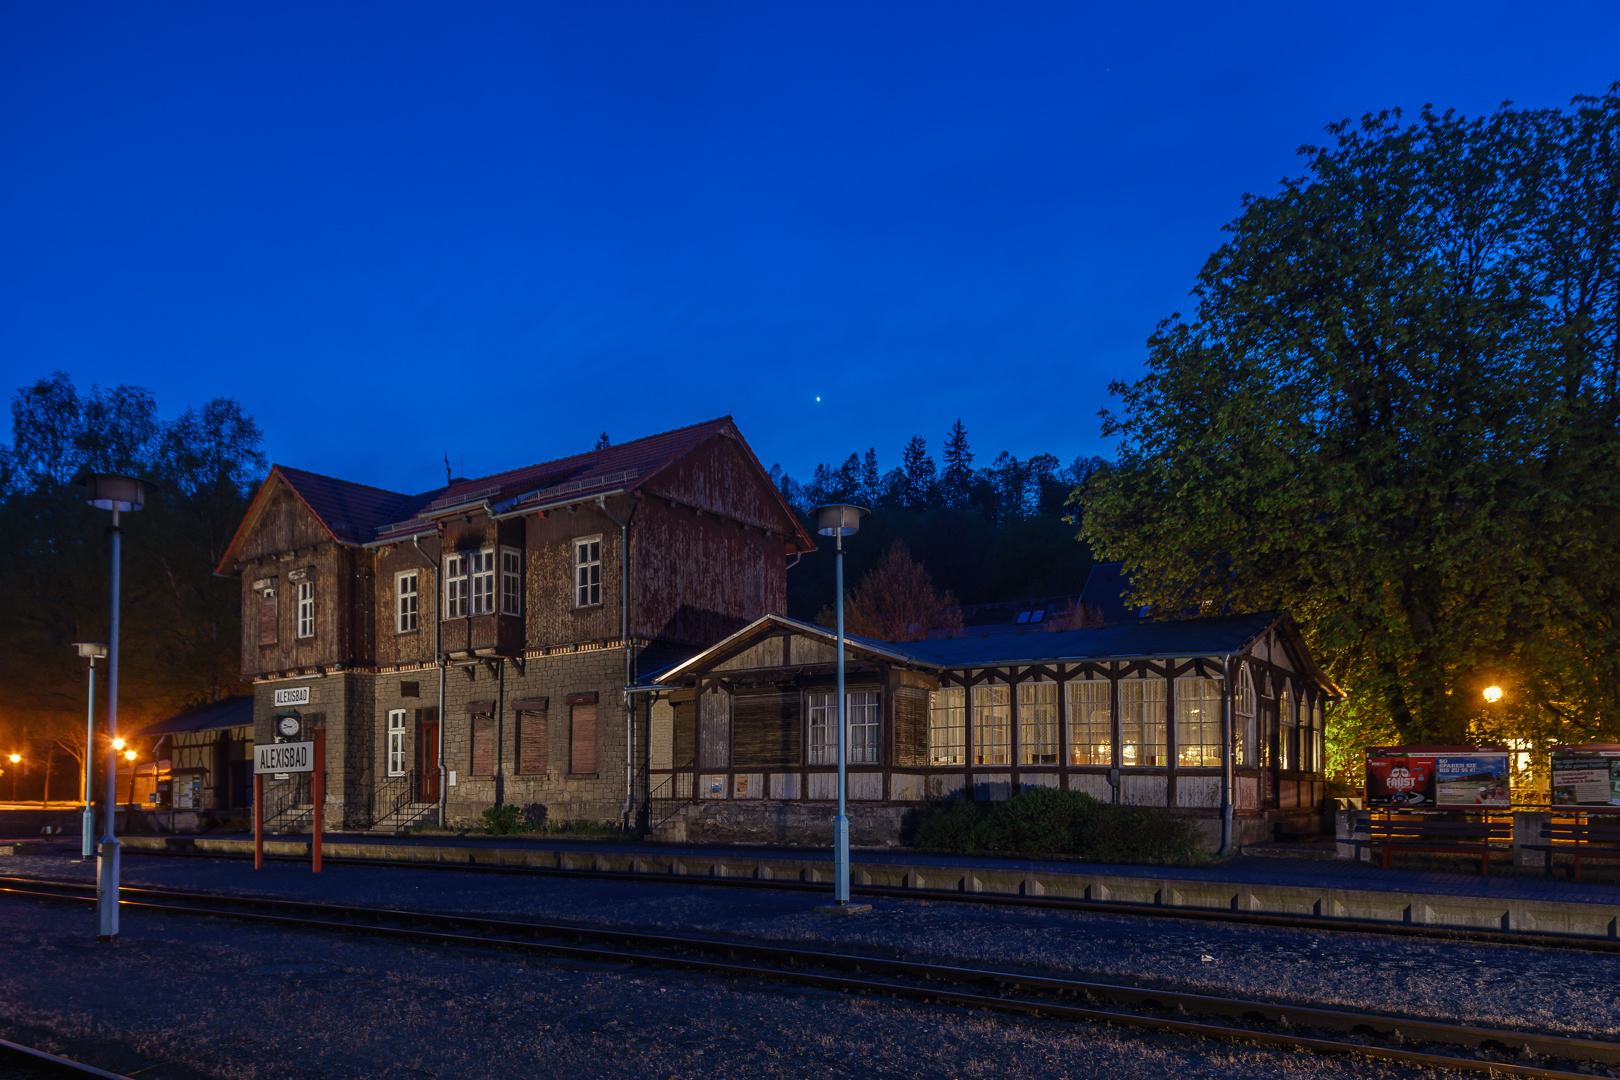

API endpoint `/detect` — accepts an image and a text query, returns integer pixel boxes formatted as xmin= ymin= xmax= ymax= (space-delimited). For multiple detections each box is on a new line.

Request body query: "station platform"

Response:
xmin=51 ymin=830 xmax=1615 ymax=942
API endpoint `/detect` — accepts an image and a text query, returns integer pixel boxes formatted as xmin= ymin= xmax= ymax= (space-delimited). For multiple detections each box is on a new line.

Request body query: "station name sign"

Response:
xmin=273 ymin=686 xmax=311 ymax=707
xmin=255 ymin=741 xmax=315 ymax=774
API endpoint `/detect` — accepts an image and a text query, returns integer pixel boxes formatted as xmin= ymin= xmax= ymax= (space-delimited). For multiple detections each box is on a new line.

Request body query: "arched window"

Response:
xmin=1234 ymin=665 xmax=1258 ymax=768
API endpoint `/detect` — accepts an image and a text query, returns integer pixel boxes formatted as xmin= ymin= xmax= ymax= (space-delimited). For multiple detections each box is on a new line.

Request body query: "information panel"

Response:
xmin=255 ymin=741 xmax=315 ymax=774
xmin=1551 ymin=745 xmax=1620 ymax=807
xmin=1365 ymin=746 xmax=1511 ymax=808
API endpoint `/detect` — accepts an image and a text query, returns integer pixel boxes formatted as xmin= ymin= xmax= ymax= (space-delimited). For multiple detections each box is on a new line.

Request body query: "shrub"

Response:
xmin=909 ymin=788 xmax=1205 ymax=865
xmin=479 ymin=803 xmax=526 ymax=836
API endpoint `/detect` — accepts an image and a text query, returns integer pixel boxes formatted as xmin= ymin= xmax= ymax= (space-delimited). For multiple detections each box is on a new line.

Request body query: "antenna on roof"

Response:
xmin=443 ymin=452 xmax=452 ymax=487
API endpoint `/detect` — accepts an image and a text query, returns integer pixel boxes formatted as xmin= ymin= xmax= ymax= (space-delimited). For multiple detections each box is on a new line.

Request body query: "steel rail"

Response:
xmin=0 ymin=1036 xmax=140 ymax=1080
xmin=85 ymin=846 xmax=1620 ymax=953
xmin=3 ymin=879 xmax=1613 ymax=1078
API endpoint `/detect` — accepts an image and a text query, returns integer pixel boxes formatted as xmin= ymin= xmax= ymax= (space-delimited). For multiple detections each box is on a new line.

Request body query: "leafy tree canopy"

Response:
xmin=1081 ymin=89 xmax=1620 ymax=768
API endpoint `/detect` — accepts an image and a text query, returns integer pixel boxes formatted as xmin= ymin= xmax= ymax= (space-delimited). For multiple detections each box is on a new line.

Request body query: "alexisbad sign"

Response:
xmin=255 ymin=741 xmax=315 ymax=774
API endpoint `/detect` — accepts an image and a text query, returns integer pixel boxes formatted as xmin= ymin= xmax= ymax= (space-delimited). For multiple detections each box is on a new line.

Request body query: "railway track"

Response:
xmin=4 ymin=875 xmax=1617 ymax=1079
xmin=110 ymin=843 xmax=1620 ymax=953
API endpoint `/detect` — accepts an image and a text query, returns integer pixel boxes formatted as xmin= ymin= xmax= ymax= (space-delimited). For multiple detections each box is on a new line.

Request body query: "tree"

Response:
xmin=941 ymin=419 xmax=974 ymax=507
xmin=1081 ymin=90 xmax=1620 ymax=762
xmin=899 ymin=436 xmax=936 ymax=508
xmin=844 ymin=540 xmax=963 ymax=641
xmin=594 ymin=432 xmax=610 ymax=450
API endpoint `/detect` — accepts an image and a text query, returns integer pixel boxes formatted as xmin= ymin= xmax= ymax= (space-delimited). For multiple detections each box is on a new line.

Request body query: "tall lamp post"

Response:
xmin=6 ymin=753 xmax=18 ymax=802
xmin=811 ymin=503 xmax=867 ymax=908
xmin=78 ymin=472 xmax=152 ymax=943
xmin=72 ymin=642 xmax=108 ymax=860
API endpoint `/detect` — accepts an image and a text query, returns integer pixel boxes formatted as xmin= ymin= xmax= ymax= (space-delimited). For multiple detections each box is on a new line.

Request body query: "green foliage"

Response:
xmin=911 ymin=789 xmax=1206 ymax=865
xmin=479 ymin=803 xmax=526 ymax=835
xmin=0 ymin=372 xmax=266 ymax=790
xmin=1081 ymin=90 xmax=1620 ymax=756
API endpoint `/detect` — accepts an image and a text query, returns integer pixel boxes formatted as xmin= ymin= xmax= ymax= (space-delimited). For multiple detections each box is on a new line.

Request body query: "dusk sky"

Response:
xmin=2 ymin=3 xmax=1616 ymax=495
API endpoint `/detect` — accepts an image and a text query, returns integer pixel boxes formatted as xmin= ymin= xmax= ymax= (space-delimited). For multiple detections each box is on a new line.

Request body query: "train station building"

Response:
xmin=645 ymin=611 xmax=1339 ymax=850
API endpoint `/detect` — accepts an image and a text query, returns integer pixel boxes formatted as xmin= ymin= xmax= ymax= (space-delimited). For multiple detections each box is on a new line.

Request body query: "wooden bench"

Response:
xmin=1544 ymin=815 xmax=1620 ymax=882
xmin=1368 ymin=814 xmax=1511 ymax=875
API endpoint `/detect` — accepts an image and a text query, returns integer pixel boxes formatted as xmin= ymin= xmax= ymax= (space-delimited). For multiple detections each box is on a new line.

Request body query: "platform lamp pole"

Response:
xmin=71 ymin=643 xmax=108 ymax=860
xmin=78 ymin=472 xmax=153 ymax=944
xmin=812 ymin=503 xmax=867 ymax=906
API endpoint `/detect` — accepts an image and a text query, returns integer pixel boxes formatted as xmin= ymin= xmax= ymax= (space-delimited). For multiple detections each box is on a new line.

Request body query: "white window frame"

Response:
xmin=1018 ymin=680 xmax=1058 ymax=765
xmin=807 ymin=691 xmax=836 ymax=766
xmin=1175 ymin=676 xmax=1223 ymax=768
xmin=470 ymin=548 xmax=496 ymax=616
xmin=396 ymin=571 xmax=418 ymax=634
xmin=500 ymin=546 xmax=522 ymax=616
xmin=928 ymin=687 xmax=966 ymax=766
xmin=1119 ymin=677 xmax=1166 ymax=767
xmin=387 ymin=709 xmax=407 ymax=776
xmin=295 ymin=581 xmax=315 ymax=639
xmin=444 ymin=554 xmax=468 ymax=619
xmin=1067 ymin=679 xmax=1111 ymax=766
xmin=848 ymin=690 xmax=881 ymax=765
xmin=971 ymin=684 xmax=1010 ymax=766
xmin=574 ymin=535 xmax=603 ymax=608
xmin=1278 ymin=686 xmax=1295 ymax=771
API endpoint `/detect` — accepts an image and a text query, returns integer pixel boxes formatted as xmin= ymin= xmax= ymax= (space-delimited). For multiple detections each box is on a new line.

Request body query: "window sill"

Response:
xmin=395 ymin=629 xmax=419 ymax=635
xmin=565 ymin=772 xmax=599 ymax=780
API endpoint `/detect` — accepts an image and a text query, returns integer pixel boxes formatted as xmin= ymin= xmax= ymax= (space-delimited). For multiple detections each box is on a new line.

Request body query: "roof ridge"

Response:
xmin=274 ymin=463 xmax=410 ymax=500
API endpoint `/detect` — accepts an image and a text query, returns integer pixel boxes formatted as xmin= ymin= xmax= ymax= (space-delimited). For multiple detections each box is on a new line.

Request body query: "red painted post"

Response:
xmin=253 ymin=772 xmax=263 ymax=870
xmin=312 ymin=728 xmax=324 ymax=874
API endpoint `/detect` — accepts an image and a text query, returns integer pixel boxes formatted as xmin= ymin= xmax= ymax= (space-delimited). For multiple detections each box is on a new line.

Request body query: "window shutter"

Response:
xmin=518 ymin=705 xmax=548 ymax=775
xmin=570 ymin=704 xmax=597 ymax=774
xmin=259 ymin=593 xmax=277 ymax=645
xmin=731 ymin=690 xmax=800 ymax=768
xmin=471 ymin=717 xmax=494 ymax=776
xmin=892 ymin=686 xmax=928 ymax=768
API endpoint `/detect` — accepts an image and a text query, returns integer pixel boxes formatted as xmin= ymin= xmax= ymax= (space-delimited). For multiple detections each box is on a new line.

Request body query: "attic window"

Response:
xmin=1014 ymin=612 xmax=1030 ymax=624
xmin=1029 ymin=609 xmax=1045 ymax=623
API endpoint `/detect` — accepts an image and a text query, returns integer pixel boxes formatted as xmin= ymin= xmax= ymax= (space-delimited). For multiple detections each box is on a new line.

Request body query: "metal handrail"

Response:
xmin=261 ymin=774 xmax=313 ymax=833
xmin=649 ymin=760 xmax=695 ymax=830
xmin=372 ymin=768 xmax=423 ymax=831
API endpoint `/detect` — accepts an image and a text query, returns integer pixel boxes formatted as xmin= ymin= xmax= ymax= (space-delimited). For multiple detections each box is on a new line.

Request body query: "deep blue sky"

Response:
xmin=2 ymin=3 xmax=1616 ymax=495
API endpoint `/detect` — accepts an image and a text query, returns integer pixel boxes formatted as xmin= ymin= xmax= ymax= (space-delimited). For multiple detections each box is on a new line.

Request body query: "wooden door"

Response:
xmin=417 ymin=717 xmax=440 ymax=802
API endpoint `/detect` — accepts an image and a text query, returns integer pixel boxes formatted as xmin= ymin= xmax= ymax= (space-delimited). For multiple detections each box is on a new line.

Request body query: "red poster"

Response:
xmin=1366 ymin=754 xmax=1435 ymax=807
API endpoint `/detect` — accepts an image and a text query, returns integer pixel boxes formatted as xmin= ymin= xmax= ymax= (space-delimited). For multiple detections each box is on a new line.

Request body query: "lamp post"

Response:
xmin=6 ymin=754 xmax=18 ymax=802
xmin=811 ymin=503 xmax=867 ymax=907
xmin=72 ymin=642 xmax=108 ymax=859
xmin=78 ymin=472 xmax=152 ymax=943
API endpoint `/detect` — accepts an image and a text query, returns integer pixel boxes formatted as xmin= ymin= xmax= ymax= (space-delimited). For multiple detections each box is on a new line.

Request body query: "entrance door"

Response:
xmin=417 ymin=715 xmax=440 ymax=802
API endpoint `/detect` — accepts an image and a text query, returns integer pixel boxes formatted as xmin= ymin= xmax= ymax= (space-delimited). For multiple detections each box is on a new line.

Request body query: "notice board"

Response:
xmin=1551 ymin=745 xmax=1620 ymax=807
xmin=1364 ymin=746 xmax=1511 ymax=809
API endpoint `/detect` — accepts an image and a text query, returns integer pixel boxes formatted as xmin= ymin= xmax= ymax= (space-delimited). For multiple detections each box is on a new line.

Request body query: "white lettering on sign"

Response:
xmin=273 ymin=686 xmax=311 ymax=707
xmin=255 ymin=741 xmax=315 ymax=774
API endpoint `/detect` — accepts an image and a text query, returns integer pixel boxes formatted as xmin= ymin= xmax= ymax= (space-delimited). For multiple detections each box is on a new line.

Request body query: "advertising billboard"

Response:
xmin=1365 ymin=746 xmax=1511 ymax=808
xmin=1550 ymin=745 xmax=1620 ymax=807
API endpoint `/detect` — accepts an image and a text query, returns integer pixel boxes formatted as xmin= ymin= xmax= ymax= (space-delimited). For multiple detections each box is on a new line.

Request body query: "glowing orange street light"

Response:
xmin=123 ymin=750 xmax=136 ymax=761
xmin=1483 ymin=686 xmax=1504 ymax=704
xmin=6 ymin=754 xmax=18 ymax=765
xmin=112 ymin=738 xmax=125 ymax=751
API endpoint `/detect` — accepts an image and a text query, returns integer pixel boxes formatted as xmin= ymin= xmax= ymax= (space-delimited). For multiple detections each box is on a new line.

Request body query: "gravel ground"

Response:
xmin=2 ymin=894 xmax=1493 ymax=1080
xmin=4 ymin=850 xmax=1619 ymax=1058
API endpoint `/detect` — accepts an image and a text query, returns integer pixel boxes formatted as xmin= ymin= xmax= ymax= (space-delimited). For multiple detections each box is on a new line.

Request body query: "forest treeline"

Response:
xmin=0 ymin=372 xmax=264 ymax=798
xmin=771 ymin=420 xmax=1105 ymax=621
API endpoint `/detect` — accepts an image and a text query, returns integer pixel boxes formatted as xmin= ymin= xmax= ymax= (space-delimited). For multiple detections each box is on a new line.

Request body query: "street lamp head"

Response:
xmin=1483 ymin=685 xmax=1504 ymax=704
xmin=111 ymin=738 xmax=125 ymax=751
xmin=812 ymin=504 xmax=868 ymax=538
xmin=124 ymin=749 xmax=137 ymax=761
xmin=7 ymin=754 xmax=18 ymax=764
xmin=73 ymin=641 xmax=108 ymax=660
xmin=76 ymin=473 xmax=154 ymax=513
